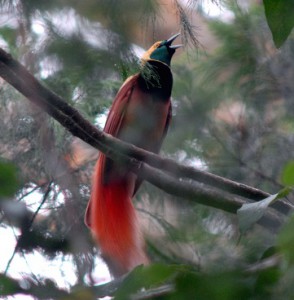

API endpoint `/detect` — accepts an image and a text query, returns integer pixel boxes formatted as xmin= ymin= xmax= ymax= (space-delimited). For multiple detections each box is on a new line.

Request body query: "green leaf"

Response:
xmin=172 ymin=270 xmax=251 ymax=300
xmin=254 ymin=264 xmax=281 ymax=296
xmin=114 ymin=264 xmax=178 ymax=300
xmin=237 ymin=188 xmax=291 ymax=233
xmin=0 ymin=27 xmax=18 ymax=49
xmin=0 ymin=161 xmax=19 ymax=198
xmin=281 ymin=160 xmax=294 ymax=186
xmin=278 ymin=215 xmax=294 ymax=264
xmin=0 ymin=274 xmax=21 ymax=296
xmin=263 ymin=0 xmax=294 ymax=48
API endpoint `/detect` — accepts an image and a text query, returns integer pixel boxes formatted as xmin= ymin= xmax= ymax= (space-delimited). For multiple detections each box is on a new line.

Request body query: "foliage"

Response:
xmin=0 ymin=0 xmax=294 ymax=299
xmin=281 ymin=160 xmax=294 ymax=186
xmin=263 ymin=0 xmax=294 ymax=48
xmin=237 ymin=187 xmax=291 ymax=233
xmin=0 ymin=161 xmax=19 ymax=197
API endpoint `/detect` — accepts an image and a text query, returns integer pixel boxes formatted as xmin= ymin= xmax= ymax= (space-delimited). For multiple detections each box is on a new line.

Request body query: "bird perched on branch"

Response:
xmin=85 ymin=33 xmax=181 ymax=277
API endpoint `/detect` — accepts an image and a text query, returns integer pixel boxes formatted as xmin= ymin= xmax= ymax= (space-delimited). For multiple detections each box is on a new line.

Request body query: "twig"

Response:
xmin=4 ymin=226 xmax=19 ymax=275
xmin=27 ymin=181 xmax=52 ymax=229
xmin=4 ymin=183 xmax=51 ymax=275
xmin=245 ymin=254 xmax=281 ymax=274
xmin=17 ymin=184 xmax=42 ymax=202
xmin=131 ymin=284 xmax=174 ymax=300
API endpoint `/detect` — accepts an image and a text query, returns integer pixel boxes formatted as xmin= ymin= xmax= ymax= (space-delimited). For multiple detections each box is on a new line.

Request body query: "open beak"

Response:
xmin=166 ymin=32 xmax=183 ymax=49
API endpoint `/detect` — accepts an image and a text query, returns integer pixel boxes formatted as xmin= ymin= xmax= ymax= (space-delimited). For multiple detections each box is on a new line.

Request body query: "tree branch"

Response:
xmin=0 ymin=47 xmax=291 ymax=229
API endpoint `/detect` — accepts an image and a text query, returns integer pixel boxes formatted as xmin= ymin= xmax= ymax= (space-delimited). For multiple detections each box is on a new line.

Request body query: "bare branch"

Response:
xmin=0 ymin=47 xmax=291 ymax=230
xmin=245 ymin=254 xmax=281 ymax=274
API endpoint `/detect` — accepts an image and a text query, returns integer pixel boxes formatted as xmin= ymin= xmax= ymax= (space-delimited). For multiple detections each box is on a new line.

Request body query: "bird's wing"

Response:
xmin=104 ymin=75 xmax=138 ymax=135
xmin=102 ymin=74 xmax=140 ymax=183
xmin=85 ymin=75 xmax=138 ymax=227
xmin=154 ymin=101 xmax=172 ymax=152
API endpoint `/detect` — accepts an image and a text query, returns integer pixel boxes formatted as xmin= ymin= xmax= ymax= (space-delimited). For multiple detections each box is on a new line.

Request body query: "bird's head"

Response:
xmin=141 ymin=33 xmax=182 ymax=67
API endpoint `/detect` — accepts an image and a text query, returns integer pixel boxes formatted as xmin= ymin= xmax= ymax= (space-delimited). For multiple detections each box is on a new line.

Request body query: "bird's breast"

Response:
xmin=118 ymin=86 xmax=170 ymax=151
xmin=138 ymin=60 xmax=173 ymax=99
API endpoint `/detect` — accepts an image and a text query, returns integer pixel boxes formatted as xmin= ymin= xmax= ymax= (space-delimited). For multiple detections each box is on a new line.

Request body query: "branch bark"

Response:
xmin=0 ymin=47 xmax=291 ymax=229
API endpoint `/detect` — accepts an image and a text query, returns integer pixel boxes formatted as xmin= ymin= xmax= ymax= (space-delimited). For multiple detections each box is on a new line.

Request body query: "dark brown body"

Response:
xmin=85 ymin=61 xmax=173 ymax=277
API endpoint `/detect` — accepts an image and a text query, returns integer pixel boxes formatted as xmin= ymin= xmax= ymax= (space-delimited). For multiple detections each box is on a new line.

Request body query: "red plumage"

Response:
xmin=85 ymin=73 xmax=171 ymax=276
xmin=85 ymin=33 xmax=180 ymax=276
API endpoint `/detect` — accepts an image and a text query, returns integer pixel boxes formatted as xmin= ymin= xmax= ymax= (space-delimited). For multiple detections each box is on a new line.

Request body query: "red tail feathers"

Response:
xmin=86 ymin=155 xmax=148 ymax=277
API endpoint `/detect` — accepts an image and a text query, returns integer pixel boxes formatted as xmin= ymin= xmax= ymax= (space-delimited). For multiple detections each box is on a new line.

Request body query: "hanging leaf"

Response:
xmin=263 ymin=0 xmax=294 ymax=48
xmin=0 ymin=161 xmax=19 ymax=198
xmin=278 ymin=214 xmax=294 ymax=264
xmin=237 ymin=187 xmax=291 ymax=233
xmin=114 ymin=264 xmax=179 ymax=300
xmin=281 ymin=160 xmax=294 ymax=186
xmin=173 ymin=269 xmax=251 ymax=300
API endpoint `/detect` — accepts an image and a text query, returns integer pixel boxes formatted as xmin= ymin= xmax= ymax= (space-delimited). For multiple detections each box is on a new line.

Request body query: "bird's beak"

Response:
xmin=166 ymin=32 xmax=183 ymax=49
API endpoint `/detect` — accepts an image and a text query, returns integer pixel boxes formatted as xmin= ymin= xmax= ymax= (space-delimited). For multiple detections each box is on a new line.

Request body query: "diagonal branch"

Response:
xmin=0 ymin=47 xmax=291 ymax=229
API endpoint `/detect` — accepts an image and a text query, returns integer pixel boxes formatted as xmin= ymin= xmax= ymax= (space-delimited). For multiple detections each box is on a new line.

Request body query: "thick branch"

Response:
xmin=0 ymin=47 xmax=291 ymax=224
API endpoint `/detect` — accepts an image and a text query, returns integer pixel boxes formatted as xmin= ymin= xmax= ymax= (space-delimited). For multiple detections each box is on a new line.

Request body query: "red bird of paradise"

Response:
xmin=85 ymin=33 xmax=181 ymax=277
